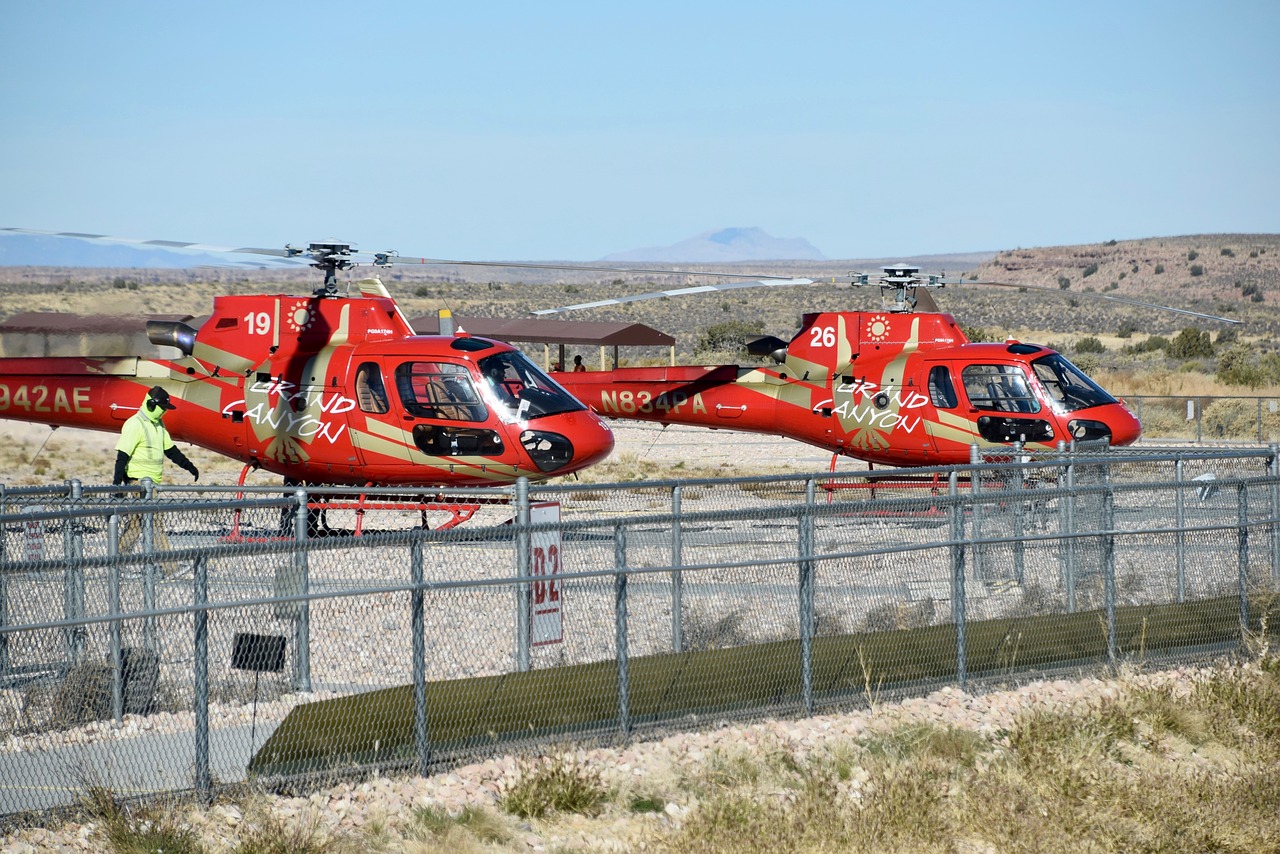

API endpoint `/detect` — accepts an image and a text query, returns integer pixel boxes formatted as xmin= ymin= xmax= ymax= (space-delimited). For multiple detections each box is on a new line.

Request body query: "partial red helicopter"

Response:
xmin=546 ymin=264 xmax=1238 ymax=467
xmin=0 ymin=234 xmax=615 ymax=511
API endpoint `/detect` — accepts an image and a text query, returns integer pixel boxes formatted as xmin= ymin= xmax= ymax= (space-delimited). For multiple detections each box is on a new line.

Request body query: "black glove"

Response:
xmin=113 ymin=451 xmax=129 ymax=487
xmin=166 ymin=446 xmax=199 ymax=482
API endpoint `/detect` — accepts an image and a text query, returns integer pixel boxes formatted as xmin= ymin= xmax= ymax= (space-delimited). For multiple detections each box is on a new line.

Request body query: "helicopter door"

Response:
xmin=957 ymin=363 xmax=1056 ymax=444
xmin=392 ymin=361 xmax=506 ymax=457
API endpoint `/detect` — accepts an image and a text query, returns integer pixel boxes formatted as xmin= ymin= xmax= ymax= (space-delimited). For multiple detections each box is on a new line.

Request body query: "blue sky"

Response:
xmin=2 ymin=1 xmax=1277 ymax=261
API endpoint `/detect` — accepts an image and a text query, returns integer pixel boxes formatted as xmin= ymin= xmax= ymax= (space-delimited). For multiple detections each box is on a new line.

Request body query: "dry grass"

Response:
xmin=15 ymin=654 xmax=1280 ymax=852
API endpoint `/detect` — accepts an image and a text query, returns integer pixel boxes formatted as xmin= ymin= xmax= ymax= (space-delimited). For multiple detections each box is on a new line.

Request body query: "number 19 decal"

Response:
xmin=244 ymin=311 xmax=272 ymax=335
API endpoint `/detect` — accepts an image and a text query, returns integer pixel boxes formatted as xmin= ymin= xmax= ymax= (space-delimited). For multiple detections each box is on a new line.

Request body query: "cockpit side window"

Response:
xmin=1031 ymin=354 xmax=1117 ymax=412
xmin=927 ymin=365 xmax=958 ymax=409
xmin=960 ymin=364 xmax=1041 ymax=414
xmin=394 ymin=362 xmax=488 ymax=422
xmin=354 ymin=362 xmax=390 ymax=414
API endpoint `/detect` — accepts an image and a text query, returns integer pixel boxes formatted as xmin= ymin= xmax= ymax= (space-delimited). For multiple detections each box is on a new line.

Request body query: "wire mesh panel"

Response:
xmin=0 ymin=448 xmax=1278 ymax=816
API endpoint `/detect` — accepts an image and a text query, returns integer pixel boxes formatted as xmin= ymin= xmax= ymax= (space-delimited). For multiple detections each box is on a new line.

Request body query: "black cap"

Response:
xmin=148 ymin=386 xmax=176 ymax=411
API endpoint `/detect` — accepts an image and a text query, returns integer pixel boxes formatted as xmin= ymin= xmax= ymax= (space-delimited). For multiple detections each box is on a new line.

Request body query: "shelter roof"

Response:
xmin=409 ymin=315 xmax=675 ymax=347
xmin=0 ymin=311 xmax=195 ymax=334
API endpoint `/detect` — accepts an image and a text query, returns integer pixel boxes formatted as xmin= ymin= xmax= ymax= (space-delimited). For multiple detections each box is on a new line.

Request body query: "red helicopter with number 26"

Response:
xmin=546 ymin=264 xmax=1238 ymax=466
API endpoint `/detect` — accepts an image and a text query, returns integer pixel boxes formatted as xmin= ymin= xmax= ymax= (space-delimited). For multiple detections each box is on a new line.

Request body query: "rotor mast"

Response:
xmin=287 ymin=241 xmax=359 ymax=296
xmin=855 ymin=263 xmax=947 ymax=313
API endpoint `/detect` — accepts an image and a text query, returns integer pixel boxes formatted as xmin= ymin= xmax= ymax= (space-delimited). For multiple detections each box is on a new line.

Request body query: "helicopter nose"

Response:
xmin=564 ymin=414 xmax=615 ymax=472
xmin=1108 ymin=403 xmax=1143 ymax=446
xmin=519 ymin=412 xmax=614 ymax=476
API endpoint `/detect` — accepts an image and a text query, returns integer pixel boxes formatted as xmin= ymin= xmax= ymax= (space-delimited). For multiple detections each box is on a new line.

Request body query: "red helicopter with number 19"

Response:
xmin=0 ymin=233 xmax=615 ymax=525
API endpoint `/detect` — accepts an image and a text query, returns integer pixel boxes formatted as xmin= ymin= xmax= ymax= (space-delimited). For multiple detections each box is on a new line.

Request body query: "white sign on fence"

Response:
xmin=23 ymin=506 xmax=44 ymax=562
xmin=529 ymin=502 xmax=563 ymax=646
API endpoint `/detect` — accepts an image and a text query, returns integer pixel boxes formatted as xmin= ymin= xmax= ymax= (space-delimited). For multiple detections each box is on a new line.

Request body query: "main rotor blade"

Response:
xmin=967 ymin=279 xmax=1242 ymax=324
xmin=377 ymin=255 xmax=817 ymax=280
xmin=1 ymin=227 xmax=296 ymax=259
xmin=532 ymin=277 xmax=819 ymax=315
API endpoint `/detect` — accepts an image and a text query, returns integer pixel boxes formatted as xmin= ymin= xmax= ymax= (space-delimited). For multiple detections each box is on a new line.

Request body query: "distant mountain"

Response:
xmin=0 ymin=232 xmax=266 ymax=268
xmin=602 ymin=227 xmax=825 ymax=263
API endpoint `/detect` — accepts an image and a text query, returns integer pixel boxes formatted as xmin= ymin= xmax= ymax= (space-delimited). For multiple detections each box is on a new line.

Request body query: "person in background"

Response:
xmin=573 ymin=355 xmax=587 ymax=372
xmin=113 ymin=386 xmax=198 ymax=564
xmin=113 ymin=386 xmax=199 ymax=487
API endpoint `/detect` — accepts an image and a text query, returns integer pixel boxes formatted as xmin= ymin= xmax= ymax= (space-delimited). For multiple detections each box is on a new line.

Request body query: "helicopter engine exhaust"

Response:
xmin=146 ymin=320 xmax=198 ymax=356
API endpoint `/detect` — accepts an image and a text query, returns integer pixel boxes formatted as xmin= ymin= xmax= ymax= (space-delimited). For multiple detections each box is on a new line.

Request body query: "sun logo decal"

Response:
xmin=285 ymin=301 xmax=316 ymax=334
xmin=865 ymin=314 xmax=890 ymax=342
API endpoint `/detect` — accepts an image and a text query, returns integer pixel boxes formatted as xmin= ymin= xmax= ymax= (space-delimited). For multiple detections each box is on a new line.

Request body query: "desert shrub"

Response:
xmin=1202 ymin=398 xmax=1263 ymax=439
xmin=1074 ymin=336 xmax=1106 ymax=354
xmin=696 ymin=319 xmax=765 ymax=356
xmin=1221 ymin=247 xmax=1235 ymax=257
xmin=1082 ymin=263 xmax=1098 ymax=278
xmin=1057 ymin=276 xmax=1071 ymax=290
xmin=1116 ymin=322 xmax=1138 ymax=339
xmin=1188 ymin=249 xmax=1199 ymax=261
xmin=1168 ymin=327 xmax=1213 ymax=359
xmin=1190 ymin=264 xmax=1205 ymax=277
xmin=502 ymin=756 xmax=609 ymax=819
xmin=1216 ymin=344 xmax=1266 ymax=388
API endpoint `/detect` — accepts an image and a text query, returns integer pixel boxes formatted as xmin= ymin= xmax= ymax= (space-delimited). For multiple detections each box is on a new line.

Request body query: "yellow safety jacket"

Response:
xmin=114 ymin=394 xmax=175 ymax=483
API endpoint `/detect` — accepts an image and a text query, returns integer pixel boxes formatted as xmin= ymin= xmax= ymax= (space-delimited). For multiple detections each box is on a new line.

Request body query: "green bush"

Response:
xmin=1188 ymin=249 xmax=1199 ymax=261
xmin=1217 ymin=344 xmax=1266 ymax=388
xmin=695 ymin=319 xmax=766 ymax=356
xmin=1074 ymin=336 xmax=1106 ymax=354
xmin=1190 ymin=264 xmax=1205 ymax=277
xmin=1168 ymin=327 xmax=1213 ymax=359
xmin=1155 ymin=263 xmax=1165 ymax=274
xmin=1082 ymin=263 xmax=1099 ymax=278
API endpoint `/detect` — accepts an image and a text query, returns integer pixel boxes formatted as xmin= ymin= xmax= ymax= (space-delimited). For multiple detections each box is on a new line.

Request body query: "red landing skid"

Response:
xmin=223 ymin=464 xmax=485 ymax=542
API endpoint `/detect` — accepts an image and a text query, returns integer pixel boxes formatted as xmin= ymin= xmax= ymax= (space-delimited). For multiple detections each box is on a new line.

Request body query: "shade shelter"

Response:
xmin=409 ymin=315 xmax=677 ymax=370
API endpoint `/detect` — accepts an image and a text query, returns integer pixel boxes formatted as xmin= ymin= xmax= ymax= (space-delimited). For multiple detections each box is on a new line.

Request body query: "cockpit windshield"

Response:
xmin=1031 ymin=353 xmax=1118 ymax=412
xmin=477 ymin=351 xmax=586 ymax=421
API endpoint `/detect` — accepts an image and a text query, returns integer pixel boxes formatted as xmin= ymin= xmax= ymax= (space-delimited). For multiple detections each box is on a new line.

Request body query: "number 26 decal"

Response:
xmin=809 ymin=325 xmax=836 ymax=348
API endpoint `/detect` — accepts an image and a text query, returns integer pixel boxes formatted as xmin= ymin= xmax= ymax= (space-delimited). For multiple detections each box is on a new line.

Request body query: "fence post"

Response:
xmin=142 ymin=478 xmax=158 ymax=653
xmin=1175 ymin=458 xmax=1187 ymax=603
xmin=1063 ymin=456 xmax=1077 ymax=613
xmin=63 ymin=482 xmax=87 ymax=662
xmin=799 ymin=478 xmax=816 ymax=716
xmin=1103 ymin=473 xmax=1116 ymax=666
xmin=410 ymin=538 xmax=430 ymax=777
xmin=614 ymin=524 xmax=630 ymax=739
xmin=515 ymin=478 xmax=531 ymax=673
xmin=1258 ymin=398 xmax=1264 ymax=444
xmin=671 ymin=484 xmax=683 ymax=654
xmin=0 ymin=487 xmax=6 ymax=677
xmin=108 ymin=513 xmax=123 ymax=722
xmin=949 ymin=471 xmax=967 ymax=689
xmin=193 ymin=555 xmax=210 ymax=801
xmin=1195 ymin=399 xmax=1203 ymax=444
xmin=1238 ymin=483 xmax=1251 ymax=645
xmin=1270 ymin=444 xmax=1279 ymax=589
xmin=292 ymin=487 xmax=311 ymax=692
xmin=969 ymin=444 xmax=984 ymax=581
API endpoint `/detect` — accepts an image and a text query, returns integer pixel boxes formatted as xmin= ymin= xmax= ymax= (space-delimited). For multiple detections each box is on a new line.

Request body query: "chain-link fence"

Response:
xmin=1 ymin=445 xmax=1278 ymax=816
